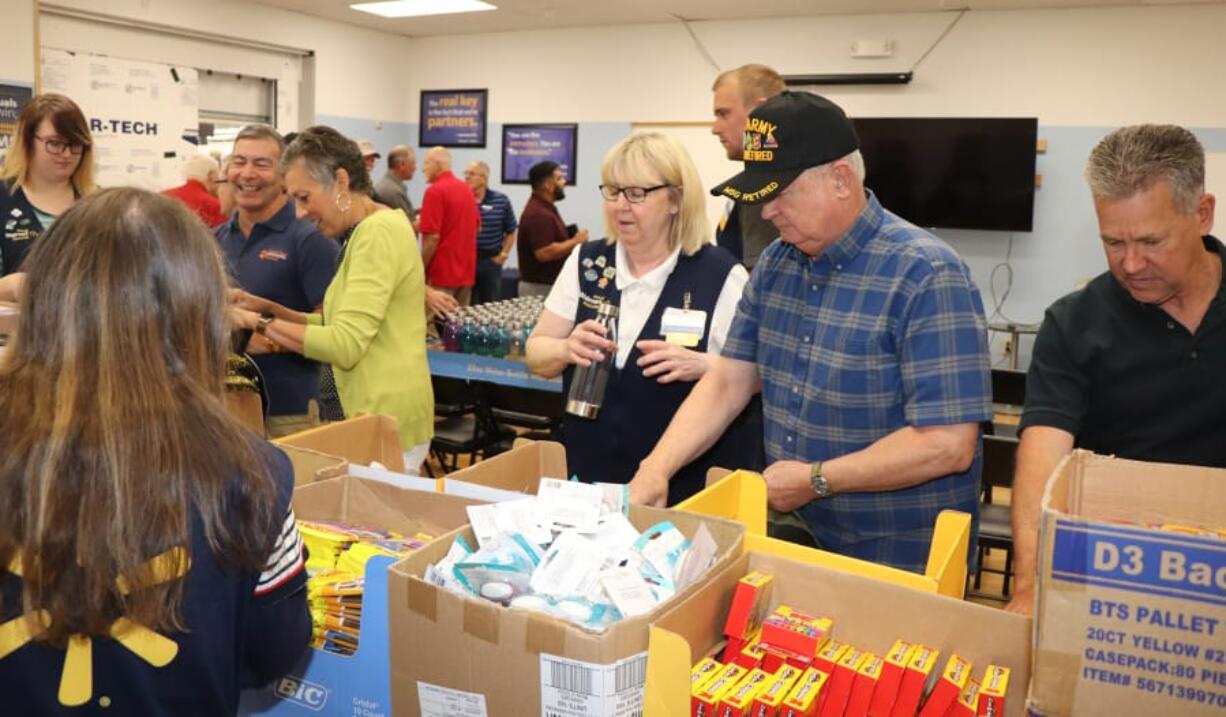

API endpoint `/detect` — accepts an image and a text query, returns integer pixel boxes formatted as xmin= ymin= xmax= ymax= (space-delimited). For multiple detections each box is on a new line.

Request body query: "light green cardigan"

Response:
xmin=303 ymin=209 xmax=433 ymax=449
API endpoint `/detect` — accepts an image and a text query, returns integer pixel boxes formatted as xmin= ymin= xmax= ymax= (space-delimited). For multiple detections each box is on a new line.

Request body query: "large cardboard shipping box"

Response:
xmin=276 ymin=415 xmax=406 ymax=473
xmin=388 ymin=507 xmax=746 ymax=716
xmin=277 ymin=444 xmax=348 ymax=487
xmin=645 ymin=550 xmax=1031 ymax=716
xmin=1029 ymin=450 xmax=1226 ymax=716
xmin=440 ymin=438 xmax=566 ymax=495
xmin=240 ymin=476 xmax=483 ymax=717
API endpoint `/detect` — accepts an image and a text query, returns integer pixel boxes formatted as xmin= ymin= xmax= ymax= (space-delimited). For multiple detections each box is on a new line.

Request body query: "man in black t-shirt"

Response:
xmin=1008 ymin=124 xmax=1223 ymax=616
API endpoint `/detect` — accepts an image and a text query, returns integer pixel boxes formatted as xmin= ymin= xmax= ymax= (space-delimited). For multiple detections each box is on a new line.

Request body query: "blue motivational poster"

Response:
xmin=419 ymin=89 xmax=488 ymax=148
xmin=501 ymin=124 xmax=578 ymax=185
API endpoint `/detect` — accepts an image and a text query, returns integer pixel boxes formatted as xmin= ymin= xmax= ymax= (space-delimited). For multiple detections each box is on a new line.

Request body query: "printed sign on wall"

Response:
xmin=40 ymin=49 xmax=199 ymax=191
xmin=419 ymin=89 xmax=487 ymax=148
xmin=501 ymin=124 xmax=578 ymax=185
xmin=0 ymin=83 xmax=34 ymax=166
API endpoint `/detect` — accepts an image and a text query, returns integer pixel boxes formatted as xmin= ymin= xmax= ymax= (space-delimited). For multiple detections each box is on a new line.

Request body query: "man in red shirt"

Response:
xmin=419 ymin=146 xmax=480 ymax=307
xmin=163 ymin=154 xmax=226 ymax=227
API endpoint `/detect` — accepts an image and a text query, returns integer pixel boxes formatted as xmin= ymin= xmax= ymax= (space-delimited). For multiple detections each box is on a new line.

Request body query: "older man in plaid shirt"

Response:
xmin=630 ymin=91 xmax=992 ymax=573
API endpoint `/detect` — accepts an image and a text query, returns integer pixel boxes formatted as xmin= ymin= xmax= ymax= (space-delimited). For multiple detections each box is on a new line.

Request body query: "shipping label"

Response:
xmin=539 ymin=651 xmax=647 ymax=717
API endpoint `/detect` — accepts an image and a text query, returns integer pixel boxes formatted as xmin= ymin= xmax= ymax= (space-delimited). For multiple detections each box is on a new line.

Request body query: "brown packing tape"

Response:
xmin=463 ymin=597 xmax=501 ymax=644
xmin=407 ymin=578 xmax=438 ymax=622
xmin=525 ymin=612 xmax=567 ymax=656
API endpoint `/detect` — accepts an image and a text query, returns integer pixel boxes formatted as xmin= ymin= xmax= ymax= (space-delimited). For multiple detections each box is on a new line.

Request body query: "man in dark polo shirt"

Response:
xmin=464 ymin=160 xmax=517 ymax=304
xmin=419 ymin=146 xmax=479 ymax=307
xmin=215 ymin=124 xmax=339 ymax=437
xmin=516 ymin=161 xmax=587 ymax=297
xmin=1009 ymin=124 xmax=1224 ymax=615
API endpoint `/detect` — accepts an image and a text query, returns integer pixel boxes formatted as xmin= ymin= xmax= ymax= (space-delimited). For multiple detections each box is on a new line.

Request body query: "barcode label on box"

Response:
xmin=418 ymin=681 xmax=488 ymax=717
xmin=539 ymin=652 xmax=647 ymax=717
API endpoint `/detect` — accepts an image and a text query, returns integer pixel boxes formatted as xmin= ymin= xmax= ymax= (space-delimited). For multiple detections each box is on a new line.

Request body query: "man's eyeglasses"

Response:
xmin=599 ymin=184 xmax=671 ymax=203
xmin=34 ymin=135 xmax=87 ymax=156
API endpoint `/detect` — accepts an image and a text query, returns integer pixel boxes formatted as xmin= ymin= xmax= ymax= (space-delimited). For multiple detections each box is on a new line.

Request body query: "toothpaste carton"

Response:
xmin=890 ymin=644 xmax=939 ymax=717
xmin=917 ymin=653 xmax=972 ymax=717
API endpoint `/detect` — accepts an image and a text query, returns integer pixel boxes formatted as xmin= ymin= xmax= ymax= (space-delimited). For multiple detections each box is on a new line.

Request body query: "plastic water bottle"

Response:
xmin=442 ymin=313 xmax=462 ymax=352
xmin=565 ymin=301 xmax=618 ymax=419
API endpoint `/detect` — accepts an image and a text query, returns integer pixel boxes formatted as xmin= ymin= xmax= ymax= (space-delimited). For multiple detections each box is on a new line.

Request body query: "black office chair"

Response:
xmin=971 ymin=433 xmax=1020 ymax=600
xmin=429 ymin=381 xmax=514 ymax=474
xmin=484 ymin=382 xmax=563 ymax=443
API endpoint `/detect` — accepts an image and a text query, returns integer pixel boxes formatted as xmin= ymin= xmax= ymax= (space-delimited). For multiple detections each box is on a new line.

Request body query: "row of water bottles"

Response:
xmin=438 ymin=295 xmax=545 ymax=359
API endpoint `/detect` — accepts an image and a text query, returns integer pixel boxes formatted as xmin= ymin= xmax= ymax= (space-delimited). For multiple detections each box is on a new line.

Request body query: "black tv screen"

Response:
xmin=851 ymin=117 xmax=1038 ymax=232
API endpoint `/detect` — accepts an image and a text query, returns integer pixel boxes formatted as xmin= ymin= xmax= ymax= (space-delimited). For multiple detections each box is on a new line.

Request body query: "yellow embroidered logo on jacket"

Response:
xmin=0 ymin=548 xmax=189 ymax=707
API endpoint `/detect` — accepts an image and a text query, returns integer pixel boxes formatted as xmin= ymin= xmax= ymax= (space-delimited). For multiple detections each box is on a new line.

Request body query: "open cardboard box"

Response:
xmin=645 ymin=550 xmax=1032 ymax=716
xmin=438 ymin=438 xmax=567 ymax=497
xmin=239 ymin=476 xmax=484 ymax=717
xmin=1029 ymin=450 xmax=1226 ymax=716
xmin=276 ymin=415 xmax=406 ymax=475
xmin=277 ymin=444 xmax=348 ymax=487
xmin=387 ymin=504 xmax=746 ymax=716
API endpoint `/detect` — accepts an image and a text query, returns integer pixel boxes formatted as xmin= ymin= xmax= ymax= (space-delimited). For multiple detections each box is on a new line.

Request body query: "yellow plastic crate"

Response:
xmin=676 ymin=470 xmax=970 ymax=598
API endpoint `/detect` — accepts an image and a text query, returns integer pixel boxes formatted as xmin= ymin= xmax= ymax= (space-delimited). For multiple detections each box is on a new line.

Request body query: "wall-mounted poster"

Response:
xmin=0 ymin=83 xmax=33 ymax=166
xmin=419 ymin=89 xmax=487 ymax=148
xmin=40 ymin=49 xmax=198 ymax=191
xmin=501 ymin=124 xmax=577 ymax=185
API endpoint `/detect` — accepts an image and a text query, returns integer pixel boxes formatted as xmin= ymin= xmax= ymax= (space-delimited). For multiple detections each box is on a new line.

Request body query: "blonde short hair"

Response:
xmin=600 ymin=132 xmax=709 ymax=256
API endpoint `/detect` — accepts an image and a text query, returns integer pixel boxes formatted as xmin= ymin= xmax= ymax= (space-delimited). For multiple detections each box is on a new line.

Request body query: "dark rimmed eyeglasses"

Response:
xmin=34 ymin=135 xmax=88 ymax=156
xmin=598 ymin=184 xmax=671 ymax=203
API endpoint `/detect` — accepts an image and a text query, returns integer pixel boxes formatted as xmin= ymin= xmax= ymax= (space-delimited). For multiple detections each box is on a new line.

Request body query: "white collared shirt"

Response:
xmin=544 ymin=241 xmax=749 ymax=369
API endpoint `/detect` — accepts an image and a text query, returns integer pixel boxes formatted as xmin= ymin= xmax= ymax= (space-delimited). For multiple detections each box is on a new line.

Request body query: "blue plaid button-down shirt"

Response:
xmin=723 ymin=191 xmax=992 ymax=572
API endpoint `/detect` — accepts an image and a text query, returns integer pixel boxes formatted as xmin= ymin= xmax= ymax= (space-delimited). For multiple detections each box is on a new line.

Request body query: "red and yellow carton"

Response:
xmin=761 ymin=611 xmax=825 ymax=659
xmin=976 ymin=664 xmax=1010 ymax=717
xmin=692 ymin=658 xmax=724 ymax=692
xmin=725 ymin=572 xmax=774 ymax=641
xmin=819 ymin=646 xmax=867 ymax=717
xmin=736 ymin=641 xmax=768 ymax=670
xmin=751 ymin=664 xmax=803 ymax=717
xmin=890 ymin=644 xmax=939 ymax=717
xmin=917 ymin=654 xmax=972 ymax=717
xmin=811 ymin=639 xmax=848 ymax=677
xmin=843 ymin=652 xmax=883 ymax=717
xmin=719 ymin=668 xmax=773 ymax=717
xmin=694 ymin=663 xmax=748 ymax=717
xmin=869 ymin=639 xmax=914 ymax=717
xmin=780 ymin=667 xmax=830 ymax=717
xmin=945 ymin=678 xmax=981 ymax=717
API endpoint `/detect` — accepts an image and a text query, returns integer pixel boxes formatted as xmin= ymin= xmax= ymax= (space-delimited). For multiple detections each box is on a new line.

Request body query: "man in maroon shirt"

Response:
xmin=163 ymin=154 xmax=226 ymax=227
xmin=419 ymin=146 xmax=480 ymax=307
xmin=516 ymin=161 xmax=587 ymax=297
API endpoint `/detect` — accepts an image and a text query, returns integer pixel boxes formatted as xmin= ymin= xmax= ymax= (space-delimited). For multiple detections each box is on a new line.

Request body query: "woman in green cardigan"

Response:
xmin=231 ymin=126 xmax=434 ymax=472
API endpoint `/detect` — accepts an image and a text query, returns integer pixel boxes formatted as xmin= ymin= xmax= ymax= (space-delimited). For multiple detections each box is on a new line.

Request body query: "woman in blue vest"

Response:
xmin=526 ymin=132 xmax=754 ymax=505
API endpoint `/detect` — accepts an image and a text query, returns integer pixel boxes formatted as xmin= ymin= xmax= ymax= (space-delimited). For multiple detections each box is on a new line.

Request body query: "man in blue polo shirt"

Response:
xmin=630 ymin=92 xmax=992 ymax=574
xmin=464 ymin=160 xmax=517 ymax=304
xmin=216 ymin=124 xmax=339 ymax=437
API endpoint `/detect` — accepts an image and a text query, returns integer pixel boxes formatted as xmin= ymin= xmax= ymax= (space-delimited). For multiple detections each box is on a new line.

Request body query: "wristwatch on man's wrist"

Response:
xmin=809 ymin=460 xmax=832 ymax=499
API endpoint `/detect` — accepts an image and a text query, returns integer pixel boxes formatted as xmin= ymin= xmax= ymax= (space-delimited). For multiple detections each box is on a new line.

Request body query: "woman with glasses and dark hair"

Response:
xmin=525 ymin=132 xmax=755 ymax=505
xmin=0 ymin=93 xmax=95 ymax=276
xmin=0 ymin=187 xmax=310 ymax=714
xmin=229 ymin=126 xmax=435 ymax=473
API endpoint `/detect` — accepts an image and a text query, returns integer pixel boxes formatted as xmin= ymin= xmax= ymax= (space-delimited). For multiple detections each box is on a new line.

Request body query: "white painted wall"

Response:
xmin=1 ymin=0 xmax=37 ymax=85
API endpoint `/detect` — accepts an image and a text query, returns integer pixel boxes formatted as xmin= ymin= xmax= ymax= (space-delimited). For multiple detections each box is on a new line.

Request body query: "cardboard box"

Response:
xmin=275 ymin=415 xmax=406 ymax=473
xmin=388 ymin=499 xmax=745 ymax=717
xmin=441 ymin=437 xmax=567 ymax=494
xmin=225 ymin=388 xmax=266 ymax=436
xmin=1029 ymin=450 xmax=1226 ymax=717
xmin=239 ymin=476 xmax=480 ymax=717
xmin=644 ymin=551 xmax=1030 ymax=717
xmin=277 ymin=444 xmax=349 ymax=487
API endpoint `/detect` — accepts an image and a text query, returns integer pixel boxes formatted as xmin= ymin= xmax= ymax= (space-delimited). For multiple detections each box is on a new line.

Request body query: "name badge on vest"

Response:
xmin=661 ymin=307 xmax=706 ymax=347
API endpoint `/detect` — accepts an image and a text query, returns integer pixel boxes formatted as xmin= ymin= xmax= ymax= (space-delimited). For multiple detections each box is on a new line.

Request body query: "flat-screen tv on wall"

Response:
xmin=851 ymin=117 xmax=1038 ymax=232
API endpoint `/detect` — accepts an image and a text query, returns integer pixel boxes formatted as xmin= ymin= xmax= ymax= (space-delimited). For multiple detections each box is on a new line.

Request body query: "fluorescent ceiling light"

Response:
xmin=350 ymin=0 xmax=497 ymax=18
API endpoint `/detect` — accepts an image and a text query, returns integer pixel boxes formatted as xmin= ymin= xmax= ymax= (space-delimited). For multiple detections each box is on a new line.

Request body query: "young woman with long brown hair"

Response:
xmin=0 ymin=187 xmax=310 ymax=714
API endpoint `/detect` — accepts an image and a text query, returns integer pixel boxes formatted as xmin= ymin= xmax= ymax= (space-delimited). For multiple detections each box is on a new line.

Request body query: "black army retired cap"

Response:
xmin=711 ymin=91 xmax=860 ymax=205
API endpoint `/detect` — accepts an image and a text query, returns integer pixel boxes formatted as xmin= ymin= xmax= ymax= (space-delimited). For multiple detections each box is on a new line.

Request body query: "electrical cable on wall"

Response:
xmin=911 ymin=9 xmax=968 ymax=73
xmin=671 ymin=14 xmax=721 ymax=73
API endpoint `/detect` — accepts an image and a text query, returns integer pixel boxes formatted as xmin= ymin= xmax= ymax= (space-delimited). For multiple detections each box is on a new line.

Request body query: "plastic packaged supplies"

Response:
xmin=424 ymin=479 xmax=719 ymax=632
